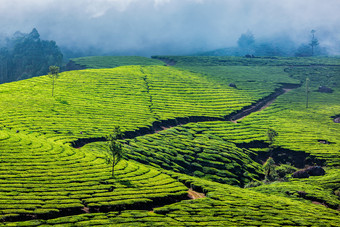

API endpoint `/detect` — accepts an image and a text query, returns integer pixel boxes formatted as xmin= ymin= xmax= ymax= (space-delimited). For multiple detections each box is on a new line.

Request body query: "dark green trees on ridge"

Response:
xmin=0 ymin=28 xmax=63 ymax=84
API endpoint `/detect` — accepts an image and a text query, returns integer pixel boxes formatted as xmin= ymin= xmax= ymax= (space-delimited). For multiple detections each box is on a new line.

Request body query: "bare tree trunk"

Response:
xmin=306 ymin=78 xmax=309 ymax=108
xmin=112 ymin=157 xmax=115 ymax=177
xmin=52 ymin=76 xmax=55 ymax=96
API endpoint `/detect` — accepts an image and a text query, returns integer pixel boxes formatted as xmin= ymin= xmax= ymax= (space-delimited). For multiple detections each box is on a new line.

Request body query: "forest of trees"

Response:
xmin=0 ymin=28 xmax=63 ymax=84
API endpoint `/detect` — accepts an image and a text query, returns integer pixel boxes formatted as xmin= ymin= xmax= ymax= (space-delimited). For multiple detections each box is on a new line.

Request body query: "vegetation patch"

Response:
xmin=0 ymin=56 xmax=339 ymax=225
xmin=66 ymin=56 xmax=165 ymax=70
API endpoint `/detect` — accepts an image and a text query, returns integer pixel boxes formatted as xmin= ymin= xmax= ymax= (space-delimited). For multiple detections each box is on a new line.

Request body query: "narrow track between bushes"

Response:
xmin=71 ymin=83 xmax=300 ymax=149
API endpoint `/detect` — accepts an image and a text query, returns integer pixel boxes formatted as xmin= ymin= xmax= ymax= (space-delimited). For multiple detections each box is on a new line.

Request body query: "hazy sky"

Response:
xmin=0 ymin=0 xmax=339 ymax=55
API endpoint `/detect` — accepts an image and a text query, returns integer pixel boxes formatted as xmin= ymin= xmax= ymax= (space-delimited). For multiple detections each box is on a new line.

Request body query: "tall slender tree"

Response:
xmin=106 ymin=126 xmax=124 ymax=177
xmin=267 ymin=128 xmax=278 ymax=157
xmin=309 ymin=30 xmax=319 ymax=56
xmin=306 ymin=77 xmax=310 ymax=108
xmin=49 ymin=65 xmax=59 ymax=96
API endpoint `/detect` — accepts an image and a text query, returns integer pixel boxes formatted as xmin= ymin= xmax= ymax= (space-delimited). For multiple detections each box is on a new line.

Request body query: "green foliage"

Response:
xmin=263 ymin=157 xmax=276 ymax=179
xmin=116 ymin=125 xmax=263 ymax=186
xmin=0 ymin=130 xmax=187 ymax=222
xmin=106 ymin=126 xmax=124 ymax=177
xmin=69 ymin=56 xmax=165 ymax=69
xmin=266 ymin=128 xmax=278 ymax=144
xmin=275 ymin=164 xmax=297 ymax=178
xmin=0 ymin=28 xmax=63 ymax=84
xmin=0 ymin=56 xmax=339 ymax=226
xmin=251 ymin=170 xmax=340 ymax=209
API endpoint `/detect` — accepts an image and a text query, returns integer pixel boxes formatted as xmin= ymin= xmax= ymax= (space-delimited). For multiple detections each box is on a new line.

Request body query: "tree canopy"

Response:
xmin=0 ymin=28 xmax=63 ymax=84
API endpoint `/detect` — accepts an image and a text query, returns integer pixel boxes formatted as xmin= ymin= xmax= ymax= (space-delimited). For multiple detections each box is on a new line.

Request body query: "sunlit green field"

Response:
xmin=0 ymin=56 xmax=339 ymax=226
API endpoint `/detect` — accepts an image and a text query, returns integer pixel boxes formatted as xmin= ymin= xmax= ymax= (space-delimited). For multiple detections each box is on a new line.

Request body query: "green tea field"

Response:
xmin=0 ymin=56 xmax=339 ymax=226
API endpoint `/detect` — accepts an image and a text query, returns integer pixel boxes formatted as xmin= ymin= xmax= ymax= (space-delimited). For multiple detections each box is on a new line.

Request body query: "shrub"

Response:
xmin=276 ymin=164 xmax=297 ymax=178
xmin=244 ymin=181 xmax=263 ymax=188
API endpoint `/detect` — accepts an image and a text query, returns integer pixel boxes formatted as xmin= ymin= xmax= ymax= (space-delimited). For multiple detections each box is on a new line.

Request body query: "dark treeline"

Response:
xmin=0 ymin=28 xmax=63 ymax=84
xmin=198 ymin=30 xmax=328 ymax=57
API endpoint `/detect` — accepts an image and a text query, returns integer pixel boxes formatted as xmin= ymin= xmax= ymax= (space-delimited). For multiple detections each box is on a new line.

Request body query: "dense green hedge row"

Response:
xmin=69 ymin=56 xmax=165 ymax=69
xmin=5 ymin=173 xmax=339 ymax=226
xmin=164 ymin=63 xmax=340 ymax=166
xmin=153 ymin=55 xmax=340 ymax=67
xmin=1 ymin=56 xmax=339 ymax=225
xmin=83 ymin=125 xmax=263 ymax=186
xmin=0 ymin=67 xmax=156 ymax=142
xmin=0 ymin=130 xmax=188 ymax=221
xmin=250 ymin=168 xmax=340 ymax=209
xmin=0 ymin=65 xmax=273 ymax=143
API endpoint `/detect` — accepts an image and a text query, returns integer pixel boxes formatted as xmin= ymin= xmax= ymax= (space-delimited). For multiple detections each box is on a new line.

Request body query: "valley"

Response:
xmin=0 ymin=56 xmax=339 ymax=226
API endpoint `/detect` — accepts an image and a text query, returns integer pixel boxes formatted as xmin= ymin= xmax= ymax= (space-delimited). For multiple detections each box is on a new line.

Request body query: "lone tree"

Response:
xmin=267 ymin=128 xmax=278 ymax=144
xmin=266 ymin=128 xmax=278 ymax=156
xmin=49 ymin=65 xmax=60 ymax=96
xmin=263 ymin=157 xmax=276 ymax=180
xmin=306 ymin=77 xmax=310 ymax=108
xmin=309 ymin=30 xmax=319 ymax=56
xmin=237 ymin=31 xmax=255 ymax=49
xmin=237 ymin=30 xmax=255 ymax=55
xmin=106 ymin=126 xmax=124 ymax=177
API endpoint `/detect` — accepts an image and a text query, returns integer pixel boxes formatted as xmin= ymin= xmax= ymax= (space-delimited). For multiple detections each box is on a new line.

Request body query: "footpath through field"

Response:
xmin=72 ymin=83 xmax=299 ymax=148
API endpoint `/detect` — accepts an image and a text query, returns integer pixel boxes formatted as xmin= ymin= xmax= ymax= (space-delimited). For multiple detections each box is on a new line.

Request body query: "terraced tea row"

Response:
xmin=141 ymin=66 xmax=256 ymax=120
xmin=1 ymin=56 xmax=339 ymax=226
xmin=0 ymin=130 xmax=188 ymax=222
xmin=251 ymin=168 xmax=340 ymax=209
xmin=0 ymin=65 xmax=281 ymax=143
xmin=153 ymin=55 xmax=340 ymax=67
xmin=83 ymin=125 xmax=263 ymax=187
xmin=67 ymin=56 xmax=165 ymax=70
xmin=6 ymin=173 xmax=339 ymax=226
xmin=168 ymin=64 xmax=340 ymax=166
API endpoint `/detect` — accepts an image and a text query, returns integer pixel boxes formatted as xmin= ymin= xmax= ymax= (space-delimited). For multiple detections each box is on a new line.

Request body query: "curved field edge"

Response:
xmin=66 ymin=56 xmax=165 ymax=70
xmin=0 ymin=65 xmax=298 ymax=143
xmin=0 ymin=130 xmax=189 ymax=222
xmin=4 ymin=173 xmax=339 ymax=226
xmin=0 ymin=57 xmax=339 ymax=225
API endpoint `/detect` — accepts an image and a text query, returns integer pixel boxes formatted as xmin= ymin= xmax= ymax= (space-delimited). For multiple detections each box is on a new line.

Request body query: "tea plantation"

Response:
xmin=68 ymin=56 xmax=165 ymax=69
xmin=0 ymin=56 xmax=339 ymax=225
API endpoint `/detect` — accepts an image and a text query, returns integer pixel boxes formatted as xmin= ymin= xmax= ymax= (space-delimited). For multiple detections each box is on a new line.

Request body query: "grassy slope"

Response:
xmin=70 ymin=56 xmax=165 ymax=69
xmin=163 ymin=56 xmax=340 ymax=166
xmin=0 ymin=129 xmax=188 ymax=221
xmin=1 ymin=65 xmax=287 ymax=142
xmin=6 ymin=174 xmax=340 ymax=226
xmin=0 ymin=56 xmax=339 ymax=225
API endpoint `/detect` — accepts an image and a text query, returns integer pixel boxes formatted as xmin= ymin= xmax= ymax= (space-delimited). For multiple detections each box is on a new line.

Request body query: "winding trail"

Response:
xmin=231 ymin=88 xmax=294 ymax=123
xmin=51 ymin=83 xmax=301 ymax=220
xmin=71 ymin=83 xmax=300 ymax=148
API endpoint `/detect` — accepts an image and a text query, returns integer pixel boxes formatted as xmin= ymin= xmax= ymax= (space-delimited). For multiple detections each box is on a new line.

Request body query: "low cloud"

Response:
xmin=0 ymin=0 xmax=339 ymax=56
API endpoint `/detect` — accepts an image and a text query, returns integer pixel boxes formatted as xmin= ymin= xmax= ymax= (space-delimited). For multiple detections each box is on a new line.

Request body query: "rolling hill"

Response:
xmin=0 ymin=56 xmax=339 ymax=226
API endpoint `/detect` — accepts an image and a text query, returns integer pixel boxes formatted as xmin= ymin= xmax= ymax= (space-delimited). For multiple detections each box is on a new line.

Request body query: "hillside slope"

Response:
xmin=0 ymin=57 xmax=339 ymax=225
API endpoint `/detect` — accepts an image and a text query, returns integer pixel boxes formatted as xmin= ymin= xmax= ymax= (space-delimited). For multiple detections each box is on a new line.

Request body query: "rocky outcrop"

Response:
xmin=292 ymin=166 xmax=325 ymax=178
xmin=305 ymin=166 xmax=326 ymax=176
xmin=292 ymin=169 xmax=310 ymax=178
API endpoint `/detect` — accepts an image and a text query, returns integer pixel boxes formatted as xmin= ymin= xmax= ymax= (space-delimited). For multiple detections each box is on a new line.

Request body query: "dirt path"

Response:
xmin=231 ymin=88 xmax=294 ymax=123
xmin=72 ymin=84 xmax=300 ymax=149
xmin=188 ymin=188 xmax=206 ymax=199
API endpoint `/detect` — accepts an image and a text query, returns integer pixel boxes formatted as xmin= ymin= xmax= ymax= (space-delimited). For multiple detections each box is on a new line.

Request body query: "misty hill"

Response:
xmin=0 ymin=28 xmax=63 ymax=84
xmin=0 ymin=57 xmax=339 ymax=225
xmin=195 ymin=31 xmax=328 ymax=57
